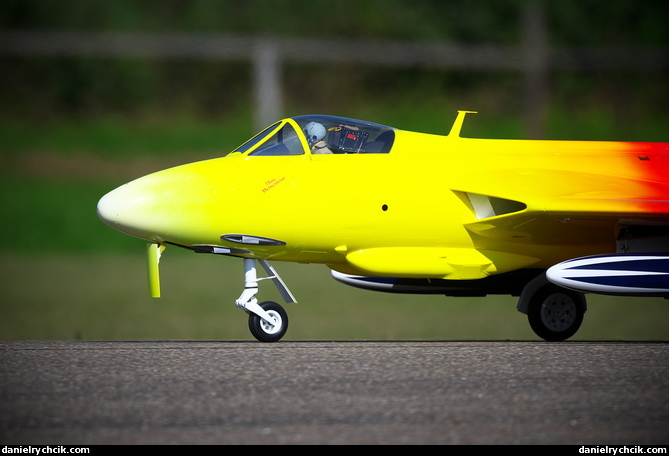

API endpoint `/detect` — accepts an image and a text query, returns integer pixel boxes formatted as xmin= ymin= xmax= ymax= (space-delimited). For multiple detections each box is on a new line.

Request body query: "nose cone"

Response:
xmin=97 ymin=161 xmax=222 ymax=244
xmin=97 ymin=176 xmax=169 ymax=242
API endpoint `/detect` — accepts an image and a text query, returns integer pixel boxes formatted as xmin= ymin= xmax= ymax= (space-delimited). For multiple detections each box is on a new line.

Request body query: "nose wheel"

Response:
xmin=248 ymin=301 xmax=289 ymax=342
xmin=235 ymin=258 xmax=296 ymax=342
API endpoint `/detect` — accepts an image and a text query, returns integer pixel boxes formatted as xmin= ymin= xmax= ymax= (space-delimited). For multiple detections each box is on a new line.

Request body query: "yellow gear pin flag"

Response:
xmin=147 ymin=242 xmax=166 ymax=298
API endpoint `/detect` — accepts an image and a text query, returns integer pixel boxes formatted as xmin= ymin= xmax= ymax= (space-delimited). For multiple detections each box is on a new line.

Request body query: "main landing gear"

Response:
xmin=519 ymin=275 xmax=586 ymax=342
xmin=235 ymin=258 xmax=296 ymax=342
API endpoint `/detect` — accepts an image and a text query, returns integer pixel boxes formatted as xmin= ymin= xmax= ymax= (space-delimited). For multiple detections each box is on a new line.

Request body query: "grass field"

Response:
xmin=1 ymin=249 xmax=668 ymax=341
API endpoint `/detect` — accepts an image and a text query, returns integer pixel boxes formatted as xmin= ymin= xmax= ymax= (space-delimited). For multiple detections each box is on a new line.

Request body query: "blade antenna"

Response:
xmin=448 ymin=110 xmax=477 ymax=138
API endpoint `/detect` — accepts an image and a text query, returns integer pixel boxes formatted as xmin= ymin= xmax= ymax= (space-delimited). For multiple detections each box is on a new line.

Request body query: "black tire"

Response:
xmin=248 ymin=301 xmax=288 ymax=342
xmin=527 ymin=284 xmax=585 ymax=341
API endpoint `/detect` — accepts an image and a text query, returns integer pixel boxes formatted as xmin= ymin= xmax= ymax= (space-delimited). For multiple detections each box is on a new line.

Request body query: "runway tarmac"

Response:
xmin=1 ymin=340 xmax=667 ymax=445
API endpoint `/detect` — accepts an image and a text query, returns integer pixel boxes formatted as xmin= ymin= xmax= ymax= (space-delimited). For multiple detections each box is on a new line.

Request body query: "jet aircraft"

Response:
xmin=97 ymin=111 xmax=669 ymax=342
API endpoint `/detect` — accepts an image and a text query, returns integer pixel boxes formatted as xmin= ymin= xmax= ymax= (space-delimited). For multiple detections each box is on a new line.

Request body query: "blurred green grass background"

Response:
xmin=1 ymin=0 xmax=668 ymax=341
xmin=2 ymin=250 xmax=669 ymax=341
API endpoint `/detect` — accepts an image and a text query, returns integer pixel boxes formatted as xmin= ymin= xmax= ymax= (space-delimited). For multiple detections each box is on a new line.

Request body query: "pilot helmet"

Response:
xmin=304 ymin=122 xmax=326 ymax=147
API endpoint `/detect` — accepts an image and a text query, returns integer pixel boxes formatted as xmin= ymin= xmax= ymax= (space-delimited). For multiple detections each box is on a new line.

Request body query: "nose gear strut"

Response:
xmin=235 ymin=258 xmax=296 ymax=342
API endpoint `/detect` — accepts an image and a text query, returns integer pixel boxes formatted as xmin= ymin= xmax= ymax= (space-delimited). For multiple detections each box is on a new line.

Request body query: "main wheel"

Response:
xmin=527 ymin=284 xmax=585 ymax=341
xmin=248 ymin=301 xmax=288 ymax=342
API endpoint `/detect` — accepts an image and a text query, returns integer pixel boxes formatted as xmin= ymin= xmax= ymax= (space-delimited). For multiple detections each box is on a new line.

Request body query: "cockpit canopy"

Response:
xmin=233 ymin=115 xmax=396 ymax=156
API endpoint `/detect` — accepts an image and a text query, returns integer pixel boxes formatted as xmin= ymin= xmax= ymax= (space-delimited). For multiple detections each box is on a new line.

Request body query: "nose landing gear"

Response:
xmin=235 ymin=258 xmax=296 ymax=342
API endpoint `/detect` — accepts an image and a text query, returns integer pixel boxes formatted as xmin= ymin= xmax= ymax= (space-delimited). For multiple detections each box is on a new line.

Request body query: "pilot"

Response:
xmin=304 ymin=122 xmax=333 ymax=154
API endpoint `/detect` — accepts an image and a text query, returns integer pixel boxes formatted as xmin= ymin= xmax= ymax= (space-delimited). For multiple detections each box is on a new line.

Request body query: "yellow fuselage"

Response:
xmin=98 ymin=116 xmax=669 ymax=280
